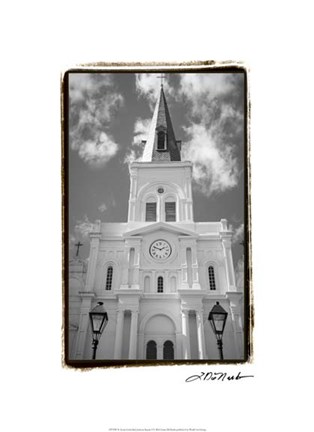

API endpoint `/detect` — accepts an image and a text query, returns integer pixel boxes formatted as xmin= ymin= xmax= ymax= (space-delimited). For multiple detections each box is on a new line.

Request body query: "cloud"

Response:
xmin=135 ymin=73 xmax=175 ymax=110
xmin=232 ymin=223 xmax=244 ymax=245
xmin=77 ymin=132 xmax=118 ymax=168
xmin=69 ymin=73 xmax=112 ymax=102
xmin=69 ymin=73 xmax=123 ymax=167
xmin=124 ymin=148 xmax=142 ymax=165
xmin=180 ymin=73 xmax=234 ymax=96
xmin=124 ymin=117 xmax=151 ymax=164
xmin=135 ymin=73 xmax=159 ymax=105
xmin=74 ymin=215 xmax=94 ymax=238
xmin=98 ymin=197 xmax=116 ymax=213
xmin=178 ymin=73 xmax=244 ymax=127
xmin=133 ymin=118 xmax=151 ymax=145
xmin=98 ymin=203 xmax=107 ymax=213
xmin=69 ymin=234 xmax=76 ymax=251
xmin=182 ymin=123 xmax=239 ymax=195
xmin=129 ymin=72 xmax=244 ymax=195
xmin=178 ymin=73 xmax=243 ymax=195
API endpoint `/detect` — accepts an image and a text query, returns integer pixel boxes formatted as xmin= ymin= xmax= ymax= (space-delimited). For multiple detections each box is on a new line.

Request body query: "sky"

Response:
xmin=67 ymin=71 xmax=246 ymax=268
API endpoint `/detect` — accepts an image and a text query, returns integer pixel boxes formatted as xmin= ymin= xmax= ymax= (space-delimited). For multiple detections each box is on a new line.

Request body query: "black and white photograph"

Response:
xmin=64 ymin=67 xmax=249 ymax=364
xmin=2 ymin=1 xmax=314 ymax=432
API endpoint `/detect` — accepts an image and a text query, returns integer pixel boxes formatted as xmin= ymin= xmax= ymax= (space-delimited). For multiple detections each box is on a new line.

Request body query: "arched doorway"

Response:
xmin=146 ymin=340 xmax=157 ymax=359
xmin=144 ymin=314 xmax=176 ymax=360
xmin=163 ymin=340 xmax=174 ymax=360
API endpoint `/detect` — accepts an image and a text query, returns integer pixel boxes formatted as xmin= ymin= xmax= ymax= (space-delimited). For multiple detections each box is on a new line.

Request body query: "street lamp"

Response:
xmin=208 ymin=302 xmax=228 ymax=360
xmin=89 ymin=302 xmax=108 ymax=360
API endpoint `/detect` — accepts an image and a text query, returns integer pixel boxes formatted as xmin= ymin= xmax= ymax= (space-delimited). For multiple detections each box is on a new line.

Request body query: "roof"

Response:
xmin=142 ymin=86 xmax=181 ymax=162
xmin=123 ymin=221 xmax=198 ymax=238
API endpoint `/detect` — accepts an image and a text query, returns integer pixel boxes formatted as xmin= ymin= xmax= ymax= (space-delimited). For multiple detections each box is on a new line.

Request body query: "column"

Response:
xmin=186 ymin=247 xmax=192 ymax=288
xmin=114 ymin=309 xmax=124 ymax=359
xmin=128 ymin=170 xmax=138 ymax=221
xmin=188 ymin=200 xmax=193 ymax=221
xmin=196 ymin=310 xmax=206 ymax=359
xmin=191 ymin=242 xmax=201 ymax=289
xmin=132 ymin=246 xmax=140 ymax=288
xmin=128 ymin=310 xmax=139 ymax=359
xmin=128 ymin=199 xmax=136 ymax=222
xmin=138 ymin=332 xmax=145 ymax=359
xmin=120 ymin=248 xmax=129 ymax=288
xmin=128 ymin=247 xmax=134 ymax=287
xmin=165 ymin=270 xmax=169 ymax=293
xmin=185 ymin=167 xmax=193 ymax=221
xmin=158 ymin=194 xmax=163 ymax=222
xmin=175 ymin=333 xmax=181 ymax=359
xmin=128 ymin=174 xmax=134 ymax=221
xmin=181 ymin=310 xmax=191 ymax=359
xmin=152 ymin=271 xmax=156 ymax=293
xmin=180 ymin=198 xmax=186 ymax=222
xmin=132 ymin=173 xmax=138 ymax=221
xmin=180 ymin=242 xmax=189 ymax=290
xmin=222 ymin=237 xmax=236 ymax=291
xmin=129 ymin=170 xmax=135 ymax=196
xmin=157 ymin=339 xmax=163 ymax=360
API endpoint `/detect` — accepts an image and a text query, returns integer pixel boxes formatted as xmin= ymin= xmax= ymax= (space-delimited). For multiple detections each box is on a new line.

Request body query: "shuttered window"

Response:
xmin=146 ymin=202 xmax=156 ymax=221
xmin=165 ymin=202 xmax=176 ymax=221
xmin=157 ymin=276 xmax=163 ymax=293
xmin=105 ymin=266 xmax=113 ymax=290
xmin=208 ymin=266 xmax=216 ymax=290
xmin=157 ymin=131 xmax=167 ymax=150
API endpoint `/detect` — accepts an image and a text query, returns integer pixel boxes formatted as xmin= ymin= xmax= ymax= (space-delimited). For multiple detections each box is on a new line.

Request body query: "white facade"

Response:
xmin=68 ymin=87 xmax=244 ymax=361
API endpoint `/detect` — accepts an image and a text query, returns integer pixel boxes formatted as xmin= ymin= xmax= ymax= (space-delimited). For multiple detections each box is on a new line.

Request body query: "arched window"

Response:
xmin=165 ymin=202 xmax=176 ymax=221
xmin=157 ymin=276 xmax=163 ymax=293
xmin=165 ymin=196 xmax=176 ymax=222
xmin=145 ymin=197 xmax=157 ymax=221
xmin=105 ymin=266 xmax=113 ymax=290
xmin=163 ymin=340 xmax=174 ymax=360
xmin=157 ymin=131 xmax=167 ymax=150
xmin=208 ymin=266 xmax=216 ymax=290
xmin=146 ymin=340 xmax=157 ymax=359
xmin=129 ymin=248 xmax=135 ymax=266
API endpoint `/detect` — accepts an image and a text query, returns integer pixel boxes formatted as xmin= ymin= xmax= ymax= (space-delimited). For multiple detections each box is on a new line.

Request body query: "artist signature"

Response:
xmin=185 ymin=371 xmax=254 ymax=382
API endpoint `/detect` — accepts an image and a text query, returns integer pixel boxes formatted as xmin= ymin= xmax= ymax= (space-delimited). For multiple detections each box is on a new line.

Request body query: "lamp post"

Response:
xmin=89 ymin=302 xmax=108 ymax=360
xmin=208 ymin=302 xmax=228 ymax=360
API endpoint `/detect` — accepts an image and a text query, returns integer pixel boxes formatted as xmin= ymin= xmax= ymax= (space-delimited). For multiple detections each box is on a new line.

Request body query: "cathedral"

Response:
xmin=68 ymin=83 xmax=245 ymax=362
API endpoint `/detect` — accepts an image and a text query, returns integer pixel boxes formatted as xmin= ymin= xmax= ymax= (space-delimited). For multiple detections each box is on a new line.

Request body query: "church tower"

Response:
xmin=128 ymin=85 xmax=193 ymax=226
xmin=68 ymin=82 xmax=244 ymax=362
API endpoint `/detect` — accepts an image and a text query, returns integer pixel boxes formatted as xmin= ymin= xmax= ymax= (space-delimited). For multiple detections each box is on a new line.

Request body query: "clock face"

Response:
xmin=149 ymin=239 xmax=172 ymax=260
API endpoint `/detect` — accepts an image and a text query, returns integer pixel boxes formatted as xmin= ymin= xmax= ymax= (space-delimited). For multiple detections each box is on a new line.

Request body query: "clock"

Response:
xmin=149 ymin=239 xmax=172 ymax=260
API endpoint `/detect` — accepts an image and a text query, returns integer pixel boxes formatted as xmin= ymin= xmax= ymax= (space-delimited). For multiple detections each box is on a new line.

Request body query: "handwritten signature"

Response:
xmin=185 ymin=371 xmax=254 ymax=383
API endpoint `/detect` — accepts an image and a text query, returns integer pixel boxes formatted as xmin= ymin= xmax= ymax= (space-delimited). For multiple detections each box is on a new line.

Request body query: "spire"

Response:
xmin=142 ymin=86 xmax=181 ymax=162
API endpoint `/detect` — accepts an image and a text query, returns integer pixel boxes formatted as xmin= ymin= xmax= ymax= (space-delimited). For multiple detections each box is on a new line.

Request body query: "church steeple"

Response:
xmin=142 ymin=86 xmax=181 ymax=162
